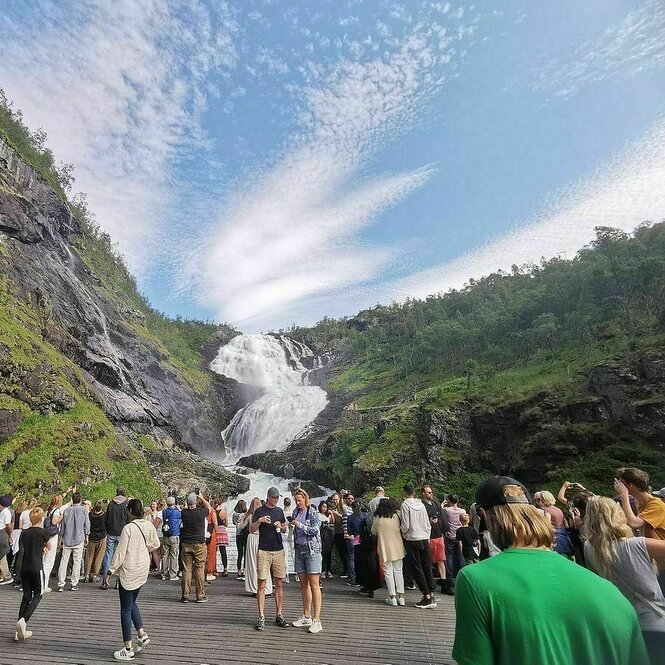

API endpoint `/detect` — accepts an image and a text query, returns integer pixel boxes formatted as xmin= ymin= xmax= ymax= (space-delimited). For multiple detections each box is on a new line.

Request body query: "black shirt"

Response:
xmin=424 ymin=500 xmax=443 ymax=539
xmin=456 ymin=525 xmax=480 ymax=556
xmin=20 ymin=527 xmax=50 ymax=573
xmin=89 ymin=511 xmax=106 ymax=542
xmin=253 ymin=505 xmax=286 ymax=552
xmin=180 ymin=506 xmax=208 ymax=543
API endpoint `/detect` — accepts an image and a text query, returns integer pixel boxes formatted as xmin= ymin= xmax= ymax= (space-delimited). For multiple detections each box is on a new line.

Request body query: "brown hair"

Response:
xmin=483 ymin=485 xmax=554 ymax=550
xmin=616 ymin=467 xmax=650 ymax=492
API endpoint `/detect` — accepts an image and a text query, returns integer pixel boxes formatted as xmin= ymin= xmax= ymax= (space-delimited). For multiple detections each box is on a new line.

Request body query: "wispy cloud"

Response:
xmin=1 ymin=0 xmax=237 ymax=271
xmin=532 ymin=0 xmax=665 ymax=98
xmin=387 ymin=116 xmax=665 ymax=301
xmin=192 ymin=14 xmax=469 ymax=329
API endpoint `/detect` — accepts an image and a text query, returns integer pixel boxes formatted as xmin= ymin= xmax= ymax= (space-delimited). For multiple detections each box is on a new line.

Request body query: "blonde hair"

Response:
xmin=484 ymin=485 xmax=554 ymax=550
xmin=460 ymin=513 xmax=470 ymax=525
xmin=292 ymin=488 xmax=311 ymax=507
xmin=246 ymin=497 xmax=261 ymax=517
xmin=539 ymin=491 xmax=556 ymax=507
xmin=583 ymin=496 xmax=633 ymax=579
xmin=29 ymin=507 xmax=44 ymax=525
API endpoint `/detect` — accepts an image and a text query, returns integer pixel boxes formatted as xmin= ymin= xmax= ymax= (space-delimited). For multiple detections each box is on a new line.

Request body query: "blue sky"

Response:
xmin=2 ymin=0 xmax=665 ymax=331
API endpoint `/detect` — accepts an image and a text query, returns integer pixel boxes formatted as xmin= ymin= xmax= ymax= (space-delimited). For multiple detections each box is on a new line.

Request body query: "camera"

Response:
xmin=194 ymin=487 xmax=200 ymax=496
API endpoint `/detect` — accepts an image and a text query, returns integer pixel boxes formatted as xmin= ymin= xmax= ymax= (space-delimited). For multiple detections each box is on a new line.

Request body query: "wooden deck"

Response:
xmin=2 ymin=575 xmax=456 ymax=664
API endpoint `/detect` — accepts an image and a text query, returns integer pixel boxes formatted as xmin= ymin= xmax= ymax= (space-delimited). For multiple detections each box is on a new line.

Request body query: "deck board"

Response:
xmin=2 ymin=574 xmax=456 ymax=664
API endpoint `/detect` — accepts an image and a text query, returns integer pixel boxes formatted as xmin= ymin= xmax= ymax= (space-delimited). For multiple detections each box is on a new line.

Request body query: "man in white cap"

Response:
xmin=252 ymin=487 xmax=288 ymax=630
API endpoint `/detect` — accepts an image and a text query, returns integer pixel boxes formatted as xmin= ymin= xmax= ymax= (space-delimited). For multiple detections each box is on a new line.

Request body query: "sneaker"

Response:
xmin=113 ymin=647 xmax=135 ymax=661
xmin=406 ymin=583 xmax=417 ymax=590
xmin=385 ymin=597 xmax=398 ymax=606
xmin=135 ymin=633 xmax=150 ymax=653
xmin=70 ymin=586 xmax=79 ymax=591
xmin=326 ymin=572 xmax=334 ymax=579
xmin=168 ymin=575 xmax=179 ymax=581
xmin=308 ymin=619 xmax=323 ymax=634
xmin=0 ymin=577 xmax=14 ymax=585
xmin=256 ymin=616 xmax=265 ymax=631
xmin=206 ymin=574 xmax=216 ymax=582
xmin=180 ymin=597 xmax=189 ymax=603
xmin=275 ymin=615 xmax=289 ymax=628
xmin=340 ymin=574 xmax=348 ymax=579
xmin=292 ymin=615 xmax=313 ymax=627
xmin=414 ymin=596 xmax=437 ymax=609
xmin=345 ymin=582 xmax=359 ymax=587
xmin=196 ymin=596 xmax=208 ymax=603
xmin=397 ymin=596 xmax=405 ymax=606
xmin=16 ymin=618 xmax=27 ymax=640
xmin=57 ymin=586 xmax=64 ymax=592
xmin=284 ymin=576 xmax=290 ymax=584
xmin=294 ymin=574 xmax=300 ymax=582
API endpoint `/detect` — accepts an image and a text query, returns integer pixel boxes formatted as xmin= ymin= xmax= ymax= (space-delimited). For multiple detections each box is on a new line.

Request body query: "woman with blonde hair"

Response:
xmin=535 ymin=490 xmax=574 ymax=557
xmin=243 ymin=498 xmax=272 ymax=596
xmin=290 ymin=488 xmax=324 ymax=634
xmin=584 ymin=496 xmax=665 ymax=664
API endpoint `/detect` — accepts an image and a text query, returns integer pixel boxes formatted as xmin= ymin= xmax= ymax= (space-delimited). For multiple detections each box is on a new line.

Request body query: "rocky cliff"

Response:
xmin=0 ymin=134 xmax=249 ymax=499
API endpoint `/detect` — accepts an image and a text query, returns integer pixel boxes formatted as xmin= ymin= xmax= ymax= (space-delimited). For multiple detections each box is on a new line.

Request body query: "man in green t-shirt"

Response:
xmin=452 ymin=476 xmax=649 ymax=665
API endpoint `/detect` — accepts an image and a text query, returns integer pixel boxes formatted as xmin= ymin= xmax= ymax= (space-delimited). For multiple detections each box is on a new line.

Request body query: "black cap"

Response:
xmin=475 ymin=476 xmax=531 ymax=509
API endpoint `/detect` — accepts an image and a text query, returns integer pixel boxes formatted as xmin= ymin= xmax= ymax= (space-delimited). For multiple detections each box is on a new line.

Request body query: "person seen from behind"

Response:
xmin=57 ymin=491 xmax=90 ymax=591
xmin=422 ymin=485 xmax=452 ymax=595
xmin=452 ymin=476 xmax=650 ymax=665
xmin=584 ymin=495 xmax=665 ymax=665
xmin=109 ymin=498 xmax=160 ymax=661
xmin=101 ymin=487 xmax=128 ymax=590
xmin=442 ymin=494 xmax=466 ymax=579
xmin=372 ymin=497 xmax=406 ymax=607
xmin=161 ymin=496 xmax=180 ymax=581
xmin=85 ymin=500 xmax=106 ymax=583
xmin=180 ymin=491 xmax=212 ymax=603
xmin=15 ymin=507 xmax=50 ymax=642
xmin=456 ymin=513 xmax=480 ymax=566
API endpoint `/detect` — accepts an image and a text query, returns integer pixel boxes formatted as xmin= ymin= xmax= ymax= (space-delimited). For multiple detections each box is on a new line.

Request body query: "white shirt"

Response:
xmin=19 ymin=509 xmax=32 ymax=530
xmin=0 ymin=507 xmax=11 ymax=530
xmin=110 ymin=519 xmax=160 ymax=591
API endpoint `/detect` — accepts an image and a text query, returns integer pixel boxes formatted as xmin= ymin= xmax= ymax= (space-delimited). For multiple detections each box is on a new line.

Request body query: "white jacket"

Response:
xmin=399 ymin=498 xmax=432 ymax=541
xmin=110 ymin=519 xmax=160 ymax=591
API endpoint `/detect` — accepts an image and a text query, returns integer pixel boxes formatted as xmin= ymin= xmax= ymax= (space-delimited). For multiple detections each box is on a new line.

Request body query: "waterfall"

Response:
xmin=210 ymin=334 xmax=328 ymax=462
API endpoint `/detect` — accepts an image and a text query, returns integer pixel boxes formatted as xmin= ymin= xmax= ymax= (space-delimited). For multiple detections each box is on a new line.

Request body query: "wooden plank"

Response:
xmin=2 ymin=575 xmax=456 ymax=664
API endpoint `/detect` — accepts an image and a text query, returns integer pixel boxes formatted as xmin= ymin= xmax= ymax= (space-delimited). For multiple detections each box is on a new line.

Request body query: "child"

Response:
xmin=16 ymin=507 xmax=51 ymax=641
xmin=455 ymin=513 xmax=480 ymax=565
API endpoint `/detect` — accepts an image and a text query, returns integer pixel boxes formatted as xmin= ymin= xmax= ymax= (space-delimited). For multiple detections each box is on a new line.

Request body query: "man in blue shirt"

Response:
xmin=252 ymin=487 xmax=288 ymax=630
xmin=161 ymin=496 xmax=181 ymax=581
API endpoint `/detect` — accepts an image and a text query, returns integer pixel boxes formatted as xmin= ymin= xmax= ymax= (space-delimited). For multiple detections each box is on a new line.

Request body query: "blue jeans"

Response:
xmin=101 ymin=535 xmax=120 ymax=577
xmin=444 ymin=537 xmax=464 ymax=578
xmin=118 ymin=583 xmax=143 ymax=643
xmin=345 ymin=539 xmax=355 ymax=583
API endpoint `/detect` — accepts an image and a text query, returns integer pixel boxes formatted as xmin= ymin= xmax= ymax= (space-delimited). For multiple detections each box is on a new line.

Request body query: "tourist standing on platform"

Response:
xmin=584 ymin=496 xmax=665 ymax=665
xmin=252 ymin=486 xmax=288 ymax=630
xmin=282 ymin=496 xmax=295 ymax=583
xmin=180 ymin=492 xmax=211 ymax=603
xmin=422 ymin=485 xmax=451 ymax=595
xmin=367 ymin=487 xmax=386 ymax=527
xmin=442 ymin=495 xmax=466 ymax=579
xmin=57 ymin=491 xmax=89 ymax=592
xmin=109 ymin=498 xmax=160 ymax=662
xmin=400 ymin=484 xmax=435 ymax=609
xmin=318 ymin=501 xmax=335 ymax=579
xmin=12 ymin=499 xmax=36 ymax=588
xmin=456 ymin=513 xmax=480 ymax=566
xmin=232 ymin=500 xmax=248 ymax=581
xmin=615 ymin=467 xmax=665 ymax=594
xmin=330 ymin=492 xmax=348 ymax=577
xmin=244 ymin=497 xmax=273 ymax=596
xmin=216 ymin=500 xmax=229 ymax=577
xmin=84 ymin=501 xmax=106 ymax=583
xmin=372 ymin=497 xmax=406 ymax=607
xmin=147 ymin=501 xmax=162 ymax=576
xmin=342 ymin=493 xmax=357 ymax=585
xmin=41 ymin=493 xmax=66 ymax=592
xmin=15 ymin=507 xmax=50 ymax=642
xmin=160 ymin=496 xmax=180 ymax=581
xmin=290 ymin=488 xmax=324 ymax=634
xmin=101 ymin=488 xmax=128 ymax=590
xmin=0 ymin=494 xmax=13 ymax=585
xmin=205 ymin=498 xmax=218 ymax=582
xmin=452 ymin=476 xmax=650 ymax=665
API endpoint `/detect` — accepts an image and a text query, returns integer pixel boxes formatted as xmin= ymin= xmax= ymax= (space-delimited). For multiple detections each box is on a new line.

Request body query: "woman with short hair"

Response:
xmin=109 ymin=498 xmax=160 ymax=661
xmin=584 ymin=496 xmax=665 ymax=664
xmin=290 ymin=488 xmax=323 ymax=634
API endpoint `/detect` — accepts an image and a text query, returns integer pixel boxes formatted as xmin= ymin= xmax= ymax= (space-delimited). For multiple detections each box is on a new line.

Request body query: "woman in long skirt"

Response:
xmin=243 ymin=498 xmax=273 ymax=596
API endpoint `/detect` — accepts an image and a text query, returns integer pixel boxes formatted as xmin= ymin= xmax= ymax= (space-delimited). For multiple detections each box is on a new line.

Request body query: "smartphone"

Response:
xmin=194 ymin=487 xmax=200 ymax=496
xmin=287 ymin=516 xmax=294 ymax=522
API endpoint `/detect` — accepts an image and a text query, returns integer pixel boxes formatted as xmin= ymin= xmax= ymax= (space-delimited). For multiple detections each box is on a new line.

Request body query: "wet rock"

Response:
xmin=0 ymin=409 xmax=21 ymax=442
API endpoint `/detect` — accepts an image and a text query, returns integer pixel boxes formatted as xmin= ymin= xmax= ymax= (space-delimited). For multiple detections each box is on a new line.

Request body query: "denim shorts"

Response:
xmin=294 ymin=545 xmax=322 ymax=575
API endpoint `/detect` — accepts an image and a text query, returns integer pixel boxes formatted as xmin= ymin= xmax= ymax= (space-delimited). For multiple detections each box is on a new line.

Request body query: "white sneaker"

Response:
xmin=308 ymin=619 xmax=323 ymax=634
xmin=113 ymin=647 xmax=135 ymax=661
xmin=294 ymin=574 xmax=300 ymax=582
xmin=135 ymin=633 xmax=150 ymax=653
xmin=206 ymin=574 xmax=216 ymax=581
xmin=292 ymin=615 xmax=313 ymax=627
xmin=385 ymin=597 xmax=398 ymax=606
xmin=0 ymin=577 xmax=14 ymax=585
xmin=397 ymin=596 xmax=405 ymax=606
xmin=16 ymin=618 xmax=27 ymax=640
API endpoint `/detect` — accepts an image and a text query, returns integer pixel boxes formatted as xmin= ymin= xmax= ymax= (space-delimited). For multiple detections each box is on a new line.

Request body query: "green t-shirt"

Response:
xmin=452 ymin=548 xmax=649 ymax=665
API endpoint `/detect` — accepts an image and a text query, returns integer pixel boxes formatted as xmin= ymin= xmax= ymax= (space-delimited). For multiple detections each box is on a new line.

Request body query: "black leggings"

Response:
xmin=321 ymin=545 xmax=333 ymax=574
xmin=217 ymin=545 xmax=227 ymax=570
xmin=19 ymin=571 xmax=41 ymax=623
xmin=334 ymin=533 xmax=348 ymax=574
xmin=236 ymin=533 xmax=247 ymax=570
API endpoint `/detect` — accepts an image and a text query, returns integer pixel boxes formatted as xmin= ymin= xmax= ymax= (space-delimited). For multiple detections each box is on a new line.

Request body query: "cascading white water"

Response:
xmin=210 ymin=334 xmax=328 ymax=462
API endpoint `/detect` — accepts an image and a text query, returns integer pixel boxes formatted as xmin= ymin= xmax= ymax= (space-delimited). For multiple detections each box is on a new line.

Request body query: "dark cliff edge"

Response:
xmin=0 ymin=134 xmax=249 ymax=499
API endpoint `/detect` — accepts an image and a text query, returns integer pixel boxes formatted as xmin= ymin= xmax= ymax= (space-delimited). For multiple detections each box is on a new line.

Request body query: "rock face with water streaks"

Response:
xmin=0 ymin=135 xmax=248 ymax=496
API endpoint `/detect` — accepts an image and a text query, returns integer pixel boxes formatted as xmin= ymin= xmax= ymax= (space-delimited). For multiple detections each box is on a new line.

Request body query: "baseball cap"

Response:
xmin=267 ymin=487 xmax=281 ymax=499
xmin=0 ymin=494 xmax=12 ymax=507
xmin=475 ymin=476 xmax=532 ymax=509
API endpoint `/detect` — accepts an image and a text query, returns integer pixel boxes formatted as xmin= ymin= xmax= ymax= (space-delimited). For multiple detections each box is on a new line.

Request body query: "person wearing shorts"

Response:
xmin=422 ymin=485 xmax=453 ymax=595
xmin=252 ymin=487 xmax=288 ymax=631
xmin=290 ymin=489 xmax=324 ymax=635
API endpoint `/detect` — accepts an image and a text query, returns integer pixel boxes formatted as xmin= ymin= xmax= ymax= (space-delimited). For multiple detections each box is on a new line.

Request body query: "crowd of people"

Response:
xmin=0 ymin=464 xmax=663 ymax=663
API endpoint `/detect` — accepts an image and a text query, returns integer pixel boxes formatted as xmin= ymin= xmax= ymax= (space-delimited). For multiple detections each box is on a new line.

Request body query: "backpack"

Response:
xmin=162 ymin=508 xmax=172 ymax=536
xmin=43 ymin=509 xmax=61 ymax=536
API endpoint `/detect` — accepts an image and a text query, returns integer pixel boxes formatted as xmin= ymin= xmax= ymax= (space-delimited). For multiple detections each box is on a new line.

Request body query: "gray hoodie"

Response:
xmin=399 ymin=497 xmax=432 ymax=541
